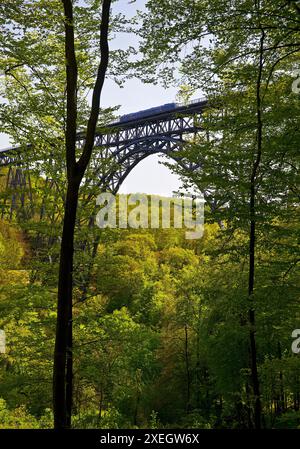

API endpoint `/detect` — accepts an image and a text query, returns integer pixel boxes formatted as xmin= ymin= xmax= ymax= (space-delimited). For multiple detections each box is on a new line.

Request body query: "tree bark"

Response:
xmin=247 ymin=24 xmax=265 ymax=430
xmin=53 ymin=0 xmax=111 ymax=429
xmin=184 ymin=324 xmax=191 ymax=412
xmin=53 ymin=179 xmax=80 ymax=428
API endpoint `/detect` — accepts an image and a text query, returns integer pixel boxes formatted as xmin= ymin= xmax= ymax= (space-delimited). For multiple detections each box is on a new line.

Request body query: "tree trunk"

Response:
xmin=98 ymin=384 xmax=104 ymax=425
xmin=248 ymin=219 xmax=261 ymax=428
xmin=53 ymin=179 xmax=80 ymax=429
xmin=184 ymin=324 xmax=191 ymax=412
xmin=195 ymin=324 xmax=201 ymax=410
xmin=66 ymin=305 xmax=73 ymax=427
xmin=247 ymin=25 xmax=265 ymax=430
xmin=52 ymin=0 xmax=111 ymax=429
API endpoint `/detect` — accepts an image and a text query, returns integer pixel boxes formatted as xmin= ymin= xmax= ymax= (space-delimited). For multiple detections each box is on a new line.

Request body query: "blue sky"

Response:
xmin=0 ymin=0 xmax=200 ymax=196
xmin=102 ymin=0 xmax=185 ymax=196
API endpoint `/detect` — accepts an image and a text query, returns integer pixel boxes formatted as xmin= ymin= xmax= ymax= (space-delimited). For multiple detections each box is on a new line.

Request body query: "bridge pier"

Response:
xmin=0 ymin=167 xmax=34 ymax=220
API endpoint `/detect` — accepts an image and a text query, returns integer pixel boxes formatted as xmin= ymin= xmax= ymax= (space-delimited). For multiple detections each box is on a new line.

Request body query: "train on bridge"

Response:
xmin=117 ymin=98 xmax=206 ymax=124
xmin=118 ymin=102 xmax=177 ymax=123
xmin=0 ymin=98 xmax=207 ymax=159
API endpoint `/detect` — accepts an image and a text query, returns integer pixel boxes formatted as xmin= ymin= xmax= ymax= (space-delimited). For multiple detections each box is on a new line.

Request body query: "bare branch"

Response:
xmin=78 ymin=0 xmax=112 ymax=174
xmin=62 ymin=0 xmax=78 ymax=177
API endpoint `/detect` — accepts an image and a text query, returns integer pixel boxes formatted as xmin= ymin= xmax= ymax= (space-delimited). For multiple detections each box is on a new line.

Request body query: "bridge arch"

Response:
xmin=0 ymin=98 xmax=206 ymax=216
xmin=97 ymin=135 xmax=190 ymax=193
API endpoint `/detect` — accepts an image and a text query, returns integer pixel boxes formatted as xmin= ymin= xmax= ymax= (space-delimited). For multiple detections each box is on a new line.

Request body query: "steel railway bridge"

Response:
xmin=0 ymin=97 xmax=207 ymax=217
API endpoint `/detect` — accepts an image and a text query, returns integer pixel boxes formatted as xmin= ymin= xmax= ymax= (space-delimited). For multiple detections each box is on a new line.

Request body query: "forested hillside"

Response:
xmin=0 ymin=201 xmax=299 ymax=428
xmin=0 ymin=0 xmax=299 ymax=432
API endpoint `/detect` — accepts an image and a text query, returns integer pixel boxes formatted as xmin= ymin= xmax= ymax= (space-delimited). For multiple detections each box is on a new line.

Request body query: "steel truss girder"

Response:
xmin=0 ymin=106 xmax=204 ymax=196
xmin=75 ymin=113 xmax=202 ymax=152
xmin=92 ymin=136 xmax=200 ymax=194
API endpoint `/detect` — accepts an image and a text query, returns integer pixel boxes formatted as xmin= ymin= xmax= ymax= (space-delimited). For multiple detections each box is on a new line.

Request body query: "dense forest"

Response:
xmin=0 ymin=0 xmax=299 ymax=431
xmin=0 ymin=192 xmax=299 ymax=429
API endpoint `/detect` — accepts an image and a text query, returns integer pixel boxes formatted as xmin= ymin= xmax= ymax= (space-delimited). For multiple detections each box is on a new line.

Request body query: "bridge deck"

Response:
xmin=0 ymin=97 xmax=207 ymax=161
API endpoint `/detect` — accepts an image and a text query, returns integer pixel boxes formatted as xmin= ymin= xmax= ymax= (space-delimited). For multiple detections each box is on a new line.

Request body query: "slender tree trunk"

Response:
xmin=133 ymin=392 xmax=140 ymax=427
xmin=98 ymin=384 xmax=104 ymax=425
xmin=195 ymin=325 xmax=201 ymax=410
xmin=53 ymin=0 xmax=111 ymax=429
xmin=79 ymin=232 xmax=101 ymax=302
xmin=134 ymin=370 xmax=142 ymax=426
xmin=247 ymin=25 xmax=265 ymax=430
xmin=66 ymin=304 xmax=73 ymax=427
xmin=277 ymin=341 xmax=285 ymax=414
xmin=184 ymin=324 xmax=191 ymax=412
xmin=248 ymin=219 xmax=260 ymax=428
xmin=53 ymin=179 xmax=80 ymax=429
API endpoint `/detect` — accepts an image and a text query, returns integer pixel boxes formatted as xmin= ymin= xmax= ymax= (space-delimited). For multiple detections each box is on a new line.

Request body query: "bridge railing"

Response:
xmin=0 ymin=97 xmax=208 ymax=155
xmin=112 ymin=96 xmax=207 ymax=124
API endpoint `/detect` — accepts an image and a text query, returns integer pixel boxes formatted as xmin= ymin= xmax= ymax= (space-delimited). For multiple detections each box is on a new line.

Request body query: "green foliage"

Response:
xmin=0 ymin=194 xmax=299 ymax=428
xmin=0 ymin=0 xmax=299 ymax=430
